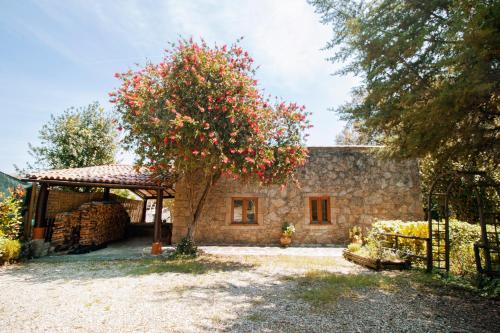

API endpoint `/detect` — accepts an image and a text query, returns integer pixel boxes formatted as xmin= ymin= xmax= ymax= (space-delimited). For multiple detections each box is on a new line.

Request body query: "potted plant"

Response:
xmin=280 ymin=222 xmax=295 ymax=247
xmin=349 ymin=226 xmax=363 ymax=245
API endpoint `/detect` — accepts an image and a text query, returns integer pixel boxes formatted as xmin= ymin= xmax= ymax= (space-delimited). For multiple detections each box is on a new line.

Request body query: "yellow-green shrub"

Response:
xmin=0 ymin=238 xmax=21 ymax=263
xmin=347 ymin=243 xmax=361 ymax=252
xmin=365 ymin=219 xmax=483 ymax=276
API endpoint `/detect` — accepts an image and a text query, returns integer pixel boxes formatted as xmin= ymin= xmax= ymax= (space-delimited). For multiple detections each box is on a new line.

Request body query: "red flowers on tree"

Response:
xmin=111 ymin=38 xmax=311 ymax=240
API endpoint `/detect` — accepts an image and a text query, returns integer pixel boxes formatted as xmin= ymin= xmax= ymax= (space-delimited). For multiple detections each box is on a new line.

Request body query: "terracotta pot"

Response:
xmin=280 ymin=234 xmax=292 ymax=247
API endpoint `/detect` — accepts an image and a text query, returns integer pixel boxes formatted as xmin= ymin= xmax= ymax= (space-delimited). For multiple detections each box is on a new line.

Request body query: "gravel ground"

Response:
xmin=0 ymin=251 xmax=498 ymax=333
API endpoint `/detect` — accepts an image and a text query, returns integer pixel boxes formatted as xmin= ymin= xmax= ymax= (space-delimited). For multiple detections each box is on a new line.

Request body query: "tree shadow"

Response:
xmin=0 ymin=254 xmax=255 ymax=283
xmin=153 ymin=270 xmax=500 ymax=333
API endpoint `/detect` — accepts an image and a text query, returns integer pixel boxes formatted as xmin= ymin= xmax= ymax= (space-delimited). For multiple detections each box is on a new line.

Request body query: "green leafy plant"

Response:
xmin=0 ymin=186 xmax=24 ymax=239
xmin=17 ymin=102 xmax=118 ymax=177
xmin=175 ymin=237 xmax=198 ymax=256
xmin=282 ymin=222 xmax=296 ymax=237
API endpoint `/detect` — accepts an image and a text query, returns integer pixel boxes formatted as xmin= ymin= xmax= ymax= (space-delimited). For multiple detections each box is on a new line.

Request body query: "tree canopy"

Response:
xmin=310 ymin=0 xmax=499 ymax=168
xmin=20 ymin=102 xmax=118 ymax=173
xmin=111 ymin=38 xmax=310 ymax=240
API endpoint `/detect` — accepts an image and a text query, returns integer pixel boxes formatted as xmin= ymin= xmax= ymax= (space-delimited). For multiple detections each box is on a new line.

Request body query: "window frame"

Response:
xmin=231 ymin=197 xmax=259 ymax=225
xmin=309 ymin=196 xmax=331 ymax=224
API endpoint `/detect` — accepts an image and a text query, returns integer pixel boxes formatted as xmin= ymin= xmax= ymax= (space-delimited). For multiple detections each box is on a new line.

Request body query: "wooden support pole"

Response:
xmin=151 ymin=191 xmax=163 ymax=255
xmin=140 ymin=199 xmax=147 ymax=224
xmin=33 ymin=183 xmax=49 ymax=240
xmin=24 ymin=183 xmax=37 ymax=239
xmin=103 ymin=188 xmax=111 ymax=201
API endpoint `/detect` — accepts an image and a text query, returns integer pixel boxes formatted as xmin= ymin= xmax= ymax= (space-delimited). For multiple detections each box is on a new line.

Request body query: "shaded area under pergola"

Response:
xmin=25 ymin=165 xmax=175 ymax=255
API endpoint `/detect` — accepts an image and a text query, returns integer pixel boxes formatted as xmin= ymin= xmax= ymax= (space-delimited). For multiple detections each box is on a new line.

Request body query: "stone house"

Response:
xmin=172 ymin=146 xmax=424 ymax=245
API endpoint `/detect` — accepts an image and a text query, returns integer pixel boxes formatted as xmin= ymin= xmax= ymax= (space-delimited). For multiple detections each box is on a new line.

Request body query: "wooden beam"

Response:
xmin=151 ymin=191 xmax=163 ymax=255
xmin=27 ymin=179 xmax=173 ymax=191
xmin=33 ymin=183 xmax=49 ymax=240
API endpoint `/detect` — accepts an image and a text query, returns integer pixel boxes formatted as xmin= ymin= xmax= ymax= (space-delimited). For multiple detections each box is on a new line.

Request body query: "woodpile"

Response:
xmin=49 ymin=201 xmax=130 ymax=251
xmin=79 ymin=202 xmax=129 ymax=246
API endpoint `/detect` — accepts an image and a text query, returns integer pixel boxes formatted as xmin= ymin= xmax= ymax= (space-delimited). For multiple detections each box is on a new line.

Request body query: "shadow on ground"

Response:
xmin=0 ymin=255 xmax=256 ymax=283
xmin=183 ymin=271 xmax=500 ymax=333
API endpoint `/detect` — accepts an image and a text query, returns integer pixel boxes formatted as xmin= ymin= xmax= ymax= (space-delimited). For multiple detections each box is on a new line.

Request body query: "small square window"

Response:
xmin=231 ymin=198 xmax=258 ymax=224
xmin=309 ymin=197 xmax=331 ymax=224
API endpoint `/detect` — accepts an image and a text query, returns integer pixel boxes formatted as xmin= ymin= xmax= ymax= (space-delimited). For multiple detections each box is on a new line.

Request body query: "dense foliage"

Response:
xmin=112 ymin=38 xmax=310 ymax=240
xmin=310 ymin=0 xmax=499 ymax=167
xmin=0 ymin=186 xmax=24 ymax=239
xmin=360 ymin=219 xmax=483 ymax=277
xmin=20 ymin=102 xmax=118 ymax=173
xmin=0 ymin=186 xmax=24 ymax=264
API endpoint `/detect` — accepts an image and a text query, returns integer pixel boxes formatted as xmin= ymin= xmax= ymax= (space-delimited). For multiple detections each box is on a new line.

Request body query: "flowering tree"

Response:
xmin=111 ymin=38 xmax=310 ymax=241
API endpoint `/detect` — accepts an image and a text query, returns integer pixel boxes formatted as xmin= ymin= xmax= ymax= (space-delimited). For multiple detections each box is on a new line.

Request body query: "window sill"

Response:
xmin=303 ymin=223 xmax=334 ymax=230
xmin=222 ymin=224 xmax=265 ymax=230
xmin=230 ymin=223 xmax=259 ymax=226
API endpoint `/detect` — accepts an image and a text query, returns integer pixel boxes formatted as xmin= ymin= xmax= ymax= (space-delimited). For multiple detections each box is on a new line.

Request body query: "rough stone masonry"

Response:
xmin=172 ymin=146 xmax=424 ymax=245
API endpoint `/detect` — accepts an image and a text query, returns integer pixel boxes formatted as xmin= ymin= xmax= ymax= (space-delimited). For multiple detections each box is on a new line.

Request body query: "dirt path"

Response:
xmin=0 ymin=254 xmax=498 ymax=333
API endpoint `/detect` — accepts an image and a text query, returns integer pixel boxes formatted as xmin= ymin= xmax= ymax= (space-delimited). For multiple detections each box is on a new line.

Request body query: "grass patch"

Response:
xmin=237 ymin=255 xmax=345 ymax=270
xmin=124 ymin=255 xmax=254 ymax=276
xmin=294 ymin=270 xmax=392 ymax=306
xmin=247 ymin=313 xmax=265 ymax=322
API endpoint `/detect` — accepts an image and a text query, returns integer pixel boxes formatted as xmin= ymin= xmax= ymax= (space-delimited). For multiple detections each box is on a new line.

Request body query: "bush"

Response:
xmin=0 ymin=186 xmax=25 ymax=239
xmin=0 ymin=238 xmax=21 ymax=264
xmin=175 ymin=237 xmax=198 ymax=256
xmin=347 ymin=243 xmax=361 ymax=252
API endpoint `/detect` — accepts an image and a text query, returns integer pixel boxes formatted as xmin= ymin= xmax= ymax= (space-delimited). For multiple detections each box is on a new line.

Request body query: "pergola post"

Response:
xmin=33 ymin=183 xmax=49 ymax=240
xmin=151 ymin=190 xmax=163 ymax=255
xmin=32 ymin=183 xmax=50 ymax=257
xmin=140 ymin=199 xmax=148 ymax=224
xmin=103 ymin=188 xmax=111 ymax=201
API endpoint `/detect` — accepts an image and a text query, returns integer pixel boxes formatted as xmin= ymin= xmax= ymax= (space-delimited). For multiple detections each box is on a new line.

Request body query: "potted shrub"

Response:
xmin=280 ymin=222 xmax=295 ymax=247
xmin=349 ymin=226 xmax=363 ymax=245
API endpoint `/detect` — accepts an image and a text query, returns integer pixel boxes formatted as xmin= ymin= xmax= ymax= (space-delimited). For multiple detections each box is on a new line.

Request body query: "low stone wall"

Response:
xmin=173 ymin=146 xmax=424 ymax=245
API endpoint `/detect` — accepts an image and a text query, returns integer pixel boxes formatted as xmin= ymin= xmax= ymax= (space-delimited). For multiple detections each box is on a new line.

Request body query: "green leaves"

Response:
xmin=310 ymin=0 xmax=500 ymax=167
xmin=22 ymin=102 xmax=118 ymax=173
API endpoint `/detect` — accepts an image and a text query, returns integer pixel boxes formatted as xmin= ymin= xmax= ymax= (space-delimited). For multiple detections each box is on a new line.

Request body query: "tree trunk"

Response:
xmin=186 ymin=172 xmax=220 ymax=241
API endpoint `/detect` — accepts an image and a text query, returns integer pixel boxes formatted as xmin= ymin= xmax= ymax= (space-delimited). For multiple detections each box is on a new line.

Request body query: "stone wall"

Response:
xmin=172 ymin=146 xmax=424 ymax=245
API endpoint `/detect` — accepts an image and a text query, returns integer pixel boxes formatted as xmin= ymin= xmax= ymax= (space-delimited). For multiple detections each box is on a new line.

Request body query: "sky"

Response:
xmin=0 ymin=0 xmax=358 ymax=175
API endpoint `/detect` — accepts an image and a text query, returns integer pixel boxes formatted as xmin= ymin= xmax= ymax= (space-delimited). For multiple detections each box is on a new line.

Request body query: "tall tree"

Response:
xmin=111 ymin=38 xmax=310 ymax=241
xmin=19 ymin=102 xmax=118 ymax=173
xmin=310 ymin=0 xmax=499 ymax=168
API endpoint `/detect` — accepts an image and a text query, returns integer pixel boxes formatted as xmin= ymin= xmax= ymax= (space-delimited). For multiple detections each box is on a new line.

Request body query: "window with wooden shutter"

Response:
xmin=231 ymin=198 xmax=258 ymax=224
xmin=309 ymin=197 xmax=331 ymax=224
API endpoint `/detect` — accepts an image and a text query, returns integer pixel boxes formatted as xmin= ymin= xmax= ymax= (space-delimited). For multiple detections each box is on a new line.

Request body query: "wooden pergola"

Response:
xmin=25 ymin=165 xmax=175 ymax=255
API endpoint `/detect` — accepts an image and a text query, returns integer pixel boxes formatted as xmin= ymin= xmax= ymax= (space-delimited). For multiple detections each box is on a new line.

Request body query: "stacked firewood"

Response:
xmin=79 ymin=202 xmax=129 ymax=246
xmin=50 ymin=212 xmax=74 ymax=250
xmin=50 ymin=201 xmax=130 ymax=250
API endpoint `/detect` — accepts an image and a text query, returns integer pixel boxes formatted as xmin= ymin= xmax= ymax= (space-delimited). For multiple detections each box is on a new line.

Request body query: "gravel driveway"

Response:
xmin=0 ymin=248 xmax=498 ymax=333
